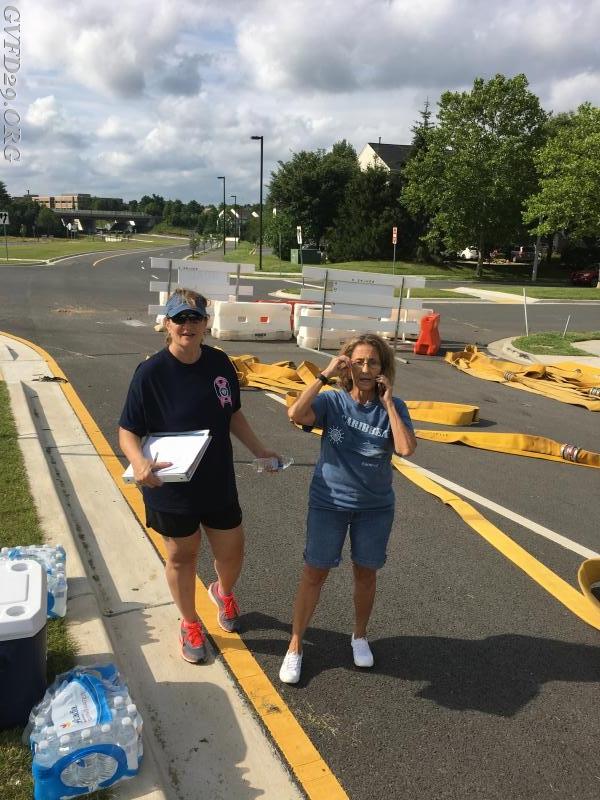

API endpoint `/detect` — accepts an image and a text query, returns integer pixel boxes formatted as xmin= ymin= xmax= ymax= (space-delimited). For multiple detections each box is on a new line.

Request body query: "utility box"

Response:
xmin=290 ymin=248 xmax=321 ymax=264
xmin=0 ymin=559 xmax=47 ymax=729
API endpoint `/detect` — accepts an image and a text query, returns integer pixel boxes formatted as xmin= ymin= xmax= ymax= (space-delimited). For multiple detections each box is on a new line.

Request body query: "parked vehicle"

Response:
xmin=570 ymin=265 xmax=599 ymax=287
xmin=458 ymin=246 xmax=479 ymax=260
xmin=511 ymin=246 xmax=535 ymax=263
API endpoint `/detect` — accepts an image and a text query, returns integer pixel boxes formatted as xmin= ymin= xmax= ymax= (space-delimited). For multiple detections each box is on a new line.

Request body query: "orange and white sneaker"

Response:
xmin=179 ymin=619 xmax=207 ymax=663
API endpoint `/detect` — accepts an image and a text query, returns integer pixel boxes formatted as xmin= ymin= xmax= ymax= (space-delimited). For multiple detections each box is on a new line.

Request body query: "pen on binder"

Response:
xmin=153 ymin=451 xmax=159 ymax=465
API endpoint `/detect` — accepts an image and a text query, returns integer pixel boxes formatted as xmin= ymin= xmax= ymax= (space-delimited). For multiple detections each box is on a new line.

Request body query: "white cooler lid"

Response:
xmin=0 ymin=559 xmax=47 ymax=640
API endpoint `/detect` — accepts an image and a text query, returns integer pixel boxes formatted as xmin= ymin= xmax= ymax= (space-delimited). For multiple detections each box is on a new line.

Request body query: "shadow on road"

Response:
xmin=242 ymin=612 xmax=600 ymax=717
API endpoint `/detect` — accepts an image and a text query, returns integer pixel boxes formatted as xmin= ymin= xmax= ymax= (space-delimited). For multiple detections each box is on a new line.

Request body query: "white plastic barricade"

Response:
xmin=378 ymin=307 xmax=433 ymax=340
xmin=296 ymin=307 xmax=367 ymax=350
xmin=211 ymin=301 xmax=293 ymax=341
xmin=148 ymin=259 xmax=255 ymax=323
xmin=298 ymin=267 xmax=426 ymax=349
xmin=293 ymin=303 xmax=332 ymax=337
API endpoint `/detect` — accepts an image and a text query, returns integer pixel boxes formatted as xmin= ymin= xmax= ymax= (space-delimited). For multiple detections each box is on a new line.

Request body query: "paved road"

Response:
xmin=2 ymin=251 xmax=600 ymax=799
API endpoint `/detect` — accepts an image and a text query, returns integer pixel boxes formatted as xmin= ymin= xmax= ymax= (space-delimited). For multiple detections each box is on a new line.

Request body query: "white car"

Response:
xmin=459 ymin=246 xmax=479 ymax=260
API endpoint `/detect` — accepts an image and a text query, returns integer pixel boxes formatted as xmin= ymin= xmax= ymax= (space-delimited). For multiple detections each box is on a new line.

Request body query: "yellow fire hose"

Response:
xmin=229 ymin=353 xmax=600 ymax=629
xmin=445 ymin=345 xmax=600 ymax=412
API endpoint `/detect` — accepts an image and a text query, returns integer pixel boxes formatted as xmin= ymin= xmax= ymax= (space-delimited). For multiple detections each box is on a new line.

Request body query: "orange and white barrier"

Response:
xmin=210 ymin=301 xmax=293 ymax=341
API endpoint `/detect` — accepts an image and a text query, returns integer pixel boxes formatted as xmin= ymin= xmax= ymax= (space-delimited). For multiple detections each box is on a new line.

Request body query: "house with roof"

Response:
xmin=357 ymin=142 xmax=414 ymax=172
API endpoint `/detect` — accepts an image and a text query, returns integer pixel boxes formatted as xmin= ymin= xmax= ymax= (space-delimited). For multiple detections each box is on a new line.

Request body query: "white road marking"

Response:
xmin=263 ymin=391 xmax=597 ymax=559
xmin=123 ymin=319 xmax=146 ymax=327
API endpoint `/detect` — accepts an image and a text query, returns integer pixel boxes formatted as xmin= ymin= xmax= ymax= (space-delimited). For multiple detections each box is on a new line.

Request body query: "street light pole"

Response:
xmin=251 ymin=135 xmax=263 ymax=271
xmin=217 ymin=176 xmax=226 ymax=256
xmin=230 ymin=194 xmax=237 ymax=248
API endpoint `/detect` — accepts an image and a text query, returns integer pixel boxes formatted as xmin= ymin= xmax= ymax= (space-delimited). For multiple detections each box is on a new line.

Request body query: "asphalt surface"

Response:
xmin=2 ymin=249 xmax=600 ymax=800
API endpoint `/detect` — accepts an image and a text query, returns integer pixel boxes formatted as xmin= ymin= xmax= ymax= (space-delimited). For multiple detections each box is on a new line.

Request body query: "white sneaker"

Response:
xmin=351 ymin=635 xmax=374 ymax=668
xmin=279 ymin=651 xmax=303 ymax=684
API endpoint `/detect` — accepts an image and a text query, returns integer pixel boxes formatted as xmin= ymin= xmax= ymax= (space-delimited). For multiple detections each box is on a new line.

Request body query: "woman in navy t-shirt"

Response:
xmin=279 ymin=333 xmax=417 ymax=684
xmin=119 ymin=289 xmax=279 ymax=664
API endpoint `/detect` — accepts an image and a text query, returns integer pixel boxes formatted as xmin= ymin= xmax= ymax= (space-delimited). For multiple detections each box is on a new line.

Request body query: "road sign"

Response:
xmin=0 ymin=211 xmax=10 ymax=225
xmin=296 ymin=226 xmax=302 ymax=245
xmin=392 ymin=226 xmax=397 ymax=245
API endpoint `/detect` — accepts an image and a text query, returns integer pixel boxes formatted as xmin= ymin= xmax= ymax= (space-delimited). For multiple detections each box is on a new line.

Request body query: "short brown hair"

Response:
xmin=338 ymin=333 xmax=395 ymax=392
xmin=164 ymin=288 xmax=209 ymax=345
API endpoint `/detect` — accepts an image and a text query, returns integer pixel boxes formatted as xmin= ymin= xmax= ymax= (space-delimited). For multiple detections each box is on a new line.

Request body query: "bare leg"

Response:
xmin=163 ymin=530 xmax=202 ymax=621
xmin=352 ymin=563 xmax=377 ymax=638
xmin=288 ymin=564 xmax=330 ymax=654
xmin=204 ymin=525 xmax=244 ymax=596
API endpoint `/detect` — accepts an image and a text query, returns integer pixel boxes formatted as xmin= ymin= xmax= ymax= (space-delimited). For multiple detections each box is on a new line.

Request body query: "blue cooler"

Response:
xmin=0 ymin=559 xmax=47 ymax=729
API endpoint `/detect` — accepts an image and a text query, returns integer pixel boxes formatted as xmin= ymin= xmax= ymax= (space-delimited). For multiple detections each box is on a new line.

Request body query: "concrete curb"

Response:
xmin=0 ymin=336 xmax=302 ymax=800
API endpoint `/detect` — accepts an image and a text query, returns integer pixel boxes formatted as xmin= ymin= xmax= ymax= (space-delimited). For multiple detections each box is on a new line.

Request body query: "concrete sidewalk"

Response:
xmin=0 ymin=334 xmax=302 ymax=800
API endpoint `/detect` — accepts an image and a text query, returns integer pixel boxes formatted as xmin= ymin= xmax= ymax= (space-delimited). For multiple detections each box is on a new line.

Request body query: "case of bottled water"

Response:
xmin=0 ymin=545 xmax=67 ymax=619
xmin=29 ymin=663 xmax=143 ymax=799
xmin=0 ymin=559 xmax=48 ymax=729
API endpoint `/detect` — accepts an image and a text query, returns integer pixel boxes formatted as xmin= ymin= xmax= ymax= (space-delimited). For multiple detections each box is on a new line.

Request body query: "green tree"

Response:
xmin=0 ymin=180 xmax=11 ymax=208
xmin=327 ymin=166 xmax=419 ymax=262
xmin=267 ymin=140 xmax=359 ymax=253
xmin=402 ymin=74 xmax=547 ymax=276
xmin=524 ymin=103 xmax=600 ymax=241
xmin=36 ymin=206 xmax=62 ymax=236
xmin=189 ymin=232 xmax=200 ymax=257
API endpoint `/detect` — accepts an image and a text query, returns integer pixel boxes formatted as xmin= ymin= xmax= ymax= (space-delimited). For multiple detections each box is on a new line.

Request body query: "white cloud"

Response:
xmin=6 ymin=0 xmax=600 ymax=203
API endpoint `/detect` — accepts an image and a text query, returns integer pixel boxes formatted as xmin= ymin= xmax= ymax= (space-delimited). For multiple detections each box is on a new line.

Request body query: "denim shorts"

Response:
xmin=304 ymin=505 xmax=395 ymax=570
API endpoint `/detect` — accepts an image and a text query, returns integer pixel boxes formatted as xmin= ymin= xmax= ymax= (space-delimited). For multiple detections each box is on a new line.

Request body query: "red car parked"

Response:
xmin=570 ymin=266 xmax=599 ymax=286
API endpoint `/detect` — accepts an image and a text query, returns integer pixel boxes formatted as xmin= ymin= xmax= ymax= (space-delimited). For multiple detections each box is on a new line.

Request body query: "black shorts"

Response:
xmin=146 ymin=503 xmax=243 ymax=538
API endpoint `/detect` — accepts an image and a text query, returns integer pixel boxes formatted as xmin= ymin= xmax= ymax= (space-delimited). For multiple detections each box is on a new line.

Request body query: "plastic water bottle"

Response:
xmin=251 ymin=455 xmax=294 ymax=473
xmin=33 ymin=739 xmax=54 ymax=769
xmin=48 ymin=566 xmax=67 ymax=618
xmin=117 ymin=717 xmax=138 ymax=773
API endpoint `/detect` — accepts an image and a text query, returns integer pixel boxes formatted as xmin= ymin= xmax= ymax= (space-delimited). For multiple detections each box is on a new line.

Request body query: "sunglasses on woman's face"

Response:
xmin=170 ymin=313 xmax=205 ymax=325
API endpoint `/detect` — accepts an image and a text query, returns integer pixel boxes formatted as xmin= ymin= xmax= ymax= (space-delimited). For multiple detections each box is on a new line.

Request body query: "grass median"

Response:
xmin=0 ymin=380 xmax=110 ymax=800
xmin=512 ymin=331 xmax=600 ymax=356
xmin=1 ymin=235 xmax=188 ymax=264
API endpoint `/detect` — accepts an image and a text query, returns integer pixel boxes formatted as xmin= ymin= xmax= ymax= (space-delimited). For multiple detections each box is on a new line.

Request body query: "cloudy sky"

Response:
xmin=6 ymin=0 xmax=600 ymax=204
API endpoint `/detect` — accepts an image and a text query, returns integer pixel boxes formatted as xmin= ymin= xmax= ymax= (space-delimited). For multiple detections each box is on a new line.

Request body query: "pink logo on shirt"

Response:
xmin=214 ymin=376 xmax=232 ymax=408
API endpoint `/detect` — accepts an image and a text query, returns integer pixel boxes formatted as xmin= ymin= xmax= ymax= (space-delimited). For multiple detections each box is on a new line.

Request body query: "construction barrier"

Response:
xmin=414 ymin=313 xmax=441 ymax=356
xmin=378 ymin=307 xmax=434 ymax=340
xmin=210 ymin=301 xmax=293 ymax=341
xmin=295 ymin=307 xmax=364 ymax=349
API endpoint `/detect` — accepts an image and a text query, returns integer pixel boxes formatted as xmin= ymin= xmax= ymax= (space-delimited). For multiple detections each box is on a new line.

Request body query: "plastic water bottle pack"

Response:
xmin=28 ymin=663 xmax=143 ymax=800
xmin=0 ymin=545 xmax=67 ymax=618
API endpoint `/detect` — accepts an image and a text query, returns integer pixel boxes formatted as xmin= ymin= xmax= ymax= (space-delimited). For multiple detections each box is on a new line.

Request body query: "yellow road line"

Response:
xmin=393 ymin=458 xmax=600 ymax=630
xmin=1 ymin=330 xmax=347 ymax=800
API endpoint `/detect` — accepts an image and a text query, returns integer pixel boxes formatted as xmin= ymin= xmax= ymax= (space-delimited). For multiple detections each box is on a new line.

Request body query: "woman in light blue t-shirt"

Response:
xmin=279 ymin=333 xmax=417 ymax=684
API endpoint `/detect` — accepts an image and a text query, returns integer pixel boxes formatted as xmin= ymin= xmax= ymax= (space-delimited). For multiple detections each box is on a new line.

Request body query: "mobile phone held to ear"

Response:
xmin=377 ymin=377 xmax=385 ymax=396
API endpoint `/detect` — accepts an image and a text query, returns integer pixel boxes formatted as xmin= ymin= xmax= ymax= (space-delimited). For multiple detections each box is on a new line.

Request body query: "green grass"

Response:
xmin=221 ymin=242 xmax=590 ymax=286
xmin=0 ymin=235 xmax=188 ymax=264
xmin=0 ymin=382 xmax=109 ymax=799
xmin=512 ymin=331 xmax=600 ymax=356
xmin=281 ymin=285 xmax=459 ymax=299
xmin=477 ymin=285 xmax=600 ymax=300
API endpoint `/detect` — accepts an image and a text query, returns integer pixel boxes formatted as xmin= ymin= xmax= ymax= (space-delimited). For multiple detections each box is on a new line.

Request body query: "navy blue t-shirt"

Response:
xmin=309 ymin=390 xmax=414 ymax=510
xmin=119 ymin=346 xmax=241 ymax=514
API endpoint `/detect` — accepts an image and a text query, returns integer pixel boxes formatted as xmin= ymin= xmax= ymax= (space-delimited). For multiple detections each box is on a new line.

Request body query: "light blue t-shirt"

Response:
xmin=308 ymin=389 xmax=414 ymax=510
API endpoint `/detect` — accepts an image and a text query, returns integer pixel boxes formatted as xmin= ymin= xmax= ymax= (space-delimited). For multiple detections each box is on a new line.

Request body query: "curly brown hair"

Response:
xmin=164 ymin=288 xmax=209 ymax=345
xmin=338 ymin=333 xmax=396 ymax=392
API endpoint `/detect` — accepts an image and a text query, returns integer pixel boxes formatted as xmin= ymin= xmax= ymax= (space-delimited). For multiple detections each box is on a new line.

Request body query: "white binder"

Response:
xmin=122 ymin=430 xmax=212 ymax=484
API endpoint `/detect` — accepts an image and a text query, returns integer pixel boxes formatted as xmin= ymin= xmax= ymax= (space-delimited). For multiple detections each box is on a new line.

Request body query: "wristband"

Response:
xmin=317 ymin=373 xmax=330 ymax=385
